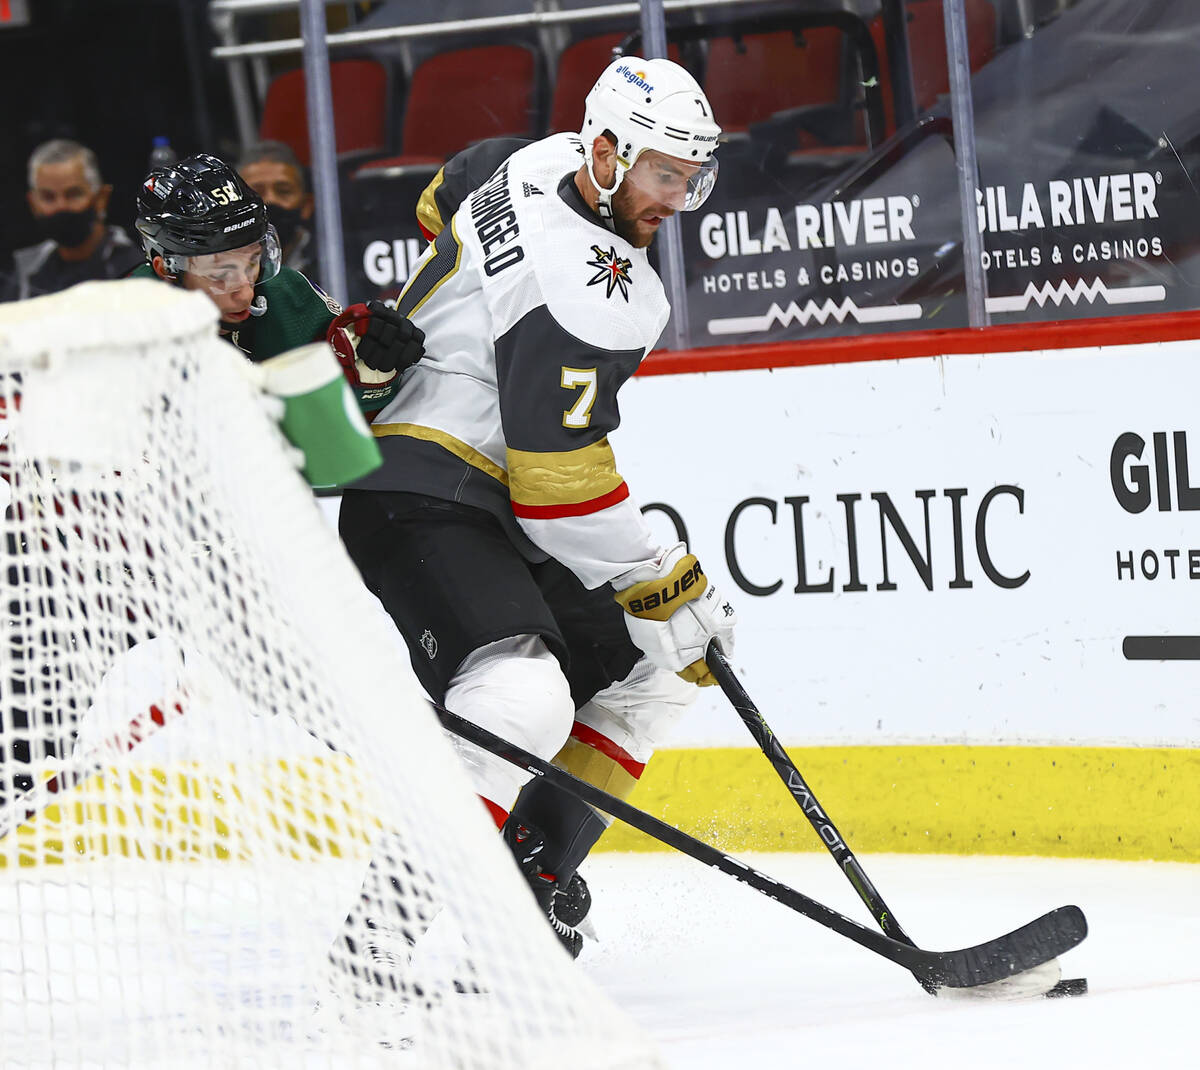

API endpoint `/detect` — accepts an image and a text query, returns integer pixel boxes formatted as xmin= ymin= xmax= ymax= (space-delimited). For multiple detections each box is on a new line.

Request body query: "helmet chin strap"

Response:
xmin=585 ymin=153 xmax=625 ymax=234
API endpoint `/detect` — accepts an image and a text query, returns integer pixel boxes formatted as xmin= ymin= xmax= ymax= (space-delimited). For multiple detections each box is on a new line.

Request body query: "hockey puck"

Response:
xmin=1045 ymin=977 xmax=1088 ymax=998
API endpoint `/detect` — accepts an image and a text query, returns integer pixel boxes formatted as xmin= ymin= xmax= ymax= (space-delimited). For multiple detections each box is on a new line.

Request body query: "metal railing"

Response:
xmin=211 ymin=0 xmax=795 ymax=61
xmin=206 ymin=0 xmax=990 ymax=341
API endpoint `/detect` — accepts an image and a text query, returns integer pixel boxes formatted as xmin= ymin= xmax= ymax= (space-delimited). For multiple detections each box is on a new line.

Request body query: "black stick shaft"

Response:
xmin=434 ymin=701 xmax=1087 ymax=990
xmin=706 ymin=642 xmax=934 ymax=990
xmin=433 ymin=701 xmax=917 ymax=970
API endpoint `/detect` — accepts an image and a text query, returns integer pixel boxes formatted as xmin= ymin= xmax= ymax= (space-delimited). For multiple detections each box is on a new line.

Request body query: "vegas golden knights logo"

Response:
xmin=586 ymin=245 xmax=633 ymax=301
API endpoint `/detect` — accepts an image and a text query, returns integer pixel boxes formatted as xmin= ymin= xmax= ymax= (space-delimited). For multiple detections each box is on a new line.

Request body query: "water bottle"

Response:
xmin=148 ymin=136 xmax=178 ymax=171
xmin=258 ymin=343 xmax=383 ymax=489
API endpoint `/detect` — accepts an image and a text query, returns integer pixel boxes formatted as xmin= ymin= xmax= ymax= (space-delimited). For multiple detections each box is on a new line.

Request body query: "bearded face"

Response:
xmin=609 ymin=150 xmax=701 ymax=249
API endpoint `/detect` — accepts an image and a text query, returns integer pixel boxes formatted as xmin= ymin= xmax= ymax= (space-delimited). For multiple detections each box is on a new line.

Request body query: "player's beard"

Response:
xmin=611 ymin=183 xmax=658 ymax=249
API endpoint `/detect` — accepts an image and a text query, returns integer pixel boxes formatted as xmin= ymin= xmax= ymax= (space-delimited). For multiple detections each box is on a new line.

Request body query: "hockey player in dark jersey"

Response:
xmin=131 ymin=153 xmax=424 ymax=414
xmin=339 ymin=57 xmax=737 ymax=958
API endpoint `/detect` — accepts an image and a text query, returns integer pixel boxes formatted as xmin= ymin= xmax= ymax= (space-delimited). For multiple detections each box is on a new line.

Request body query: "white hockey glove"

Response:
xmin=612 ymin=543 xmax=736 ymax=687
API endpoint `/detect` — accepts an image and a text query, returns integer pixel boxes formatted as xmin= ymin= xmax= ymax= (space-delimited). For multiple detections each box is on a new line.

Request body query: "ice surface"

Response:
xmin=2 ymin=851 xmax=1193 ymax=1067
xmin=580 ymin=852 xmax=1198 ymax=1068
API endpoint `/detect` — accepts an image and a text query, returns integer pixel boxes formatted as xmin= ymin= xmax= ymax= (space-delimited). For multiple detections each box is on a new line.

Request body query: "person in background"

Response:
xmin=1 ymin=139 xmax=143 ymax=302
xmin=236 ymin=140 xmax=317 ymax=277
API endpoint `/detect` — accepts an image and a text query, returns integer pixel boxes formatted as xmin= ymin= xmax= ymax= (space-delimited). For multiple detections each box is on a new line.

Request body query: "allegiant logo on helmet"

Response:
xmin=615 ymin=64 xmax=654 ymax=93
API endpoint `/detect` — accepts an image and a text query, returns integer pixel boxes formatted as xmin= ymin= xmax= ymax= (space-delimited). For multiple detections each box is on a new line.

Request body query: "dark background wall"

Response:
xmin=0 ymin=0 xmax=237 ymax=255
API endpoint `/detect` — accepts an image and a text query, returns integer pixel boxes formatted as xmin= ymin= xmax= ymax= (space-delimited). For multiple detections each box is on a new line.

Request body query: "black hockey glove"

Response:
xmin=336 ymin=300 xmax=425 ymax=374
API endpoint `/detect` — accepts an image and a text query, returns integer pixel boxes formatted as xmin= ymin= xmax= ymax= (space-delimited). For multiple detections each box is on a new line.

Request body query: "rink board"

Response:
xmin=5 ymin=741 xmax=1195 ymax=867
xmin=603 ymin=742 xmax=1199 ymax=861
xmin=614 ymin=335 xmax=1200 ymax=750
xmin=596 ymin=328 xmax=1200 ymax=862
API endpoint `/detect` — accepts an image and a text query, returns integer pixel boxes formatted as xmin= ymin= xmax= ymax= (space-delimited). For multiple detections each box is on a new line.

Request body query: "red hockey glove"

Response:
xmin=326 ymin=300 xmax=425 ymax=393
xmin=612 ymin=543 xmax=737 ymax=687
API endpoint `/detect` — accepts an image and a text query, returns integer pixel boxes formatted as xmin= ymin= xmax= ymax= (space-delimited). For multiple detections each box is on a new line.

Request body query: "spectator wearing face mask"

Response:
xmin=2 ymin=139 xmax=144 ymax=302
xmin=236 ymin=140 xmax=317 ymax=278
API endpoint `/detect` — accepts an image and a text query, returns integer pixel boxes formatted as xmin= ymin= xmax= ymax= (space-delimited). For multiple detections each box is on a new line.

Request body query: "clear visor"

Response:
xmin=172 ymin=226 xmax=281 ymax=294
xmin=619 ymin=150 xmax=719 ymax=213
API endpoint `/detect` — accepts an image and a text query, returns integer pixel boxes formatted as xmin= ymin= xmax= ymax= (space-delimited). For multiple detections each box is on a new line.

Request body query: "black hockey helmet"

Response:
xmin=135 ymin=152 xmax=281 ymax=284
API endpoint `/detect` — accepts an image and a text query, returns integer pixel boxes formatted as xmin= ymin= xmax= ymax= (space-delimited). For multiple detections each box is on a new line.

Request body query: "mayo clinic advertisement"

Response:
xmin=614 ymin=338 xmax=1200 ymax=747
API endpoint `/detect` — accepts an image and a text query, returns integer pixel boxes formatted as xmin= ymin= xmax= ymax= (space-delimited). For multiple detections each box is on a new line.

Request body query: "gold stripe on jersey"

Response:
xmin=416 ymin=167 xmax=447 ymax=238
xmin=372 ymin=422 xmax=509 ymax=485
xmin=396 ymin=217 xmax=462 ymax=319
xmin=507 ymin=438 xmax=623 ymax=508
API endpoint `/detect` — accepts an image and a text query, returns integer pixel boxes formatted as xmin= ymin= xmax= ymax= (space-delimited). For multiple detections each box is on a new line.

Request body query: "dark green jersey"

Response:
xmin=129 ymin=263 xmax=338 ymax=363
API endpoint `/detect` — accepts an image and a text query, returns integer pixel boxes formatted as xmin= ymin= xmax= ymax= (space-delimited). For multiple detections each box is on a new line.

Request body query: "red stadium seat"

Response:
xmin=398 ymin=44 xmax=538 ymax=165
xmin=548 ymin=35 xmax=683 ymax=135
xmin=703 ymin=29 xmax=846 ymax=136
xmin=259 ymin=59 xmax=389 ymax=167
xmin=549 ymin=34 xmax=625 ymax=135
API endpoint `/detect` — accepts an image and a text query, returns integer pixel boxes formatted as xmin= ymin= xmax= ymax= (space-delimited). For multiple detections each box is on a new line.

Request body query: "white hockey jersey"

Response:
xmin=356 ymin=133 xmax=672 ymax=590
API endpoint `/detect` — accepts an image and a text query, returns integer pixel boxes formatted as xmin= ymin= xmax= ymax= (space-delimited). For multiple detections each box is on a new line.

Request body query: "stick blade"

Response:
xmin=938 ymin=958 xmax=1062 ymax=1000
xmin=919 ymin=905 xmax=1088 ymax=990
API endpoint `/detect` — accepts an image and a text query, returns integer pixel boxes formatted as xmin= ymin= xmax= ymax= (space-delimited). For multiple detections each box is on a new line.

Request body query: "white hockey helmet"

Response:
xmin=581 ymin=56 xmax=721 ymax=228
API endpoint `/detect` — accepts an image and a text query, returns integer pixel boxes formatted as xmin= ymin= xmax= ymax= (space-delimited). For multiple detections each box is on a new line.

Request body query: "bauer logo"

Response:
xmin=616 ymin=65 xmax=654 ymax=93
xmin=626 ymin=559 xmax=704 ymax=616
xmin=222 ymin=219 xmax=254 ymax=233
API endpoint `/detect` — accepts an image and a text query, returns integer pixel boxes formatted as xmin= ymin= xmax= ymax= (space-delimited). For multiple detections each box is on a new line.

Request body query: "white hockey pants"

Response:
xmin=444 ymin=635 xmax=696 ymax=821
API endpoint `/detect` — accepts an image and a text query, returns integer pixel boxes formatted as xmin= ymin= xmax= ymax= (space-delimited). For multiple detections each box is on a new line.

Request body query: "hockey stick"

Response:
xmin=705 ymin=641 xmax=1087 ymax=998
xmin=434 ymin=702 xmax=1087 ymax=991
xmin=0 ymin=700 xmax=181 ymax=842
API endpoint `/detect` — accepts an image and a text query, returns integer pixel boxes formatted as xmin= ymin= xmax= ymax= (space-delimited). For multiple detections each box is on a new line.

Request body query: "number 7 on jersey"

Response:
xmin=561 ymin=366 xmax=598 ymax=428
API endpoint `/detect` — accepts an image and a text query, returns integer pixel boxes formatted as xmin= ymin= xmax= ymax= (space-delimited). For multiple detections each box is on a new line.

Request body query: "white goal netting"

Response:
xmin=0 ymin=279 xmax=661 ymax=1069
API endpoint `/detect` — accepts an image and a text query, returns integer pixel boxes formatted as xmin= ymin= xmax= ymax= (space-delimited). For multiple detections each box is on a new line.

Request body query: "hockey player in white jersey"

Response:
xmin=339 ymin=56 xmax=736 ymax=957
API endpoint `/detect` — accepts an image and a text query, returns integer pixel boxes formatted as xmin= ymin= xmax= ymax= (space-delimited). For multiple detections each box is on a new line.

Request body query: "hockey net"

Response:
xmin=0 ymin=279 xmax=661 ymax=1069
